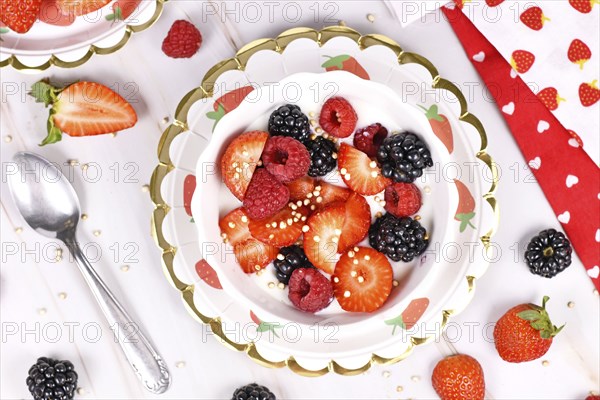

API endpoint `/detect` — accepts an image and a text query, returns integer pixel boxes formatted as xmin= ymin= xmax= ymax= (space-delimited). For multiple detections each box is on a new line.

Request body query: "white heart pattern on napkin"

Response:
xmin=568 ymin=138 xmax=580 ymax=148
xmin=528 ymin=157 xmax=541 ymax=170
xmin=588 ymin=266 xmax=600 ymax=279
xmin=502 ymin=102 xmax=515 ymax=115
xmin=510 ymin=69 xmax=517 ymax=79
xmin=596 ymin=228 xmax=599 ymax=242
xmin=537 ymin=120 xmax=550 ymax=133
xmin=472 ymin=51 xmax=485 ymax=62
xmin=566 ymin=174 xmax=579 ymax=188
xmin=557 ymin=211 xmax=571 ymax=224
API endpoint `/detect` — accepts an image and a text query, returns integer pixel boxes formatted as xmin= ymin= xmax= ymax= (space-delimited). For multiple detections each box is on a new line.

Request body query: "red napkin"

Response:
xmin=442 ymin=5 xmax=600 ymax=288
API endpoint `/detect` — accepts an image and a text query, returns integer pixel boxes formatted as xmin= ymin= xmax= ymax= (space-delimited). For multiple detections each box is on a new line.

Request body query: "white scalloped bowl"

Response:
xmin=192 ymin=71 xmax=472 ymax=328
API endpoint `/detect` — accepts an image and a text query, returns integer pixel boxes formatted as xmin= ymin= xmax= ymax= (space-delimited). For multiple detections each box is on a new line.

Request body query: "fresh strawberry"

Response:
xmin=519 ymin=6 xmax=549 ymax=31
xmin=105 ymin=0 xmax=141 ymax=21
xmin=219 ymin=207 xmax=251 ymax=247
xmin=569 ymin=0 xmax=599 ymax=13
xmin=454 ymin=179 xmax=476 ymax=232
xmin=303 ymin=203 xmax=345 ymax=274
xmin=315 ymin=181 xmax=351 ymax=209
xmin=338 ymin=143 xmax=391 ymax=196
xmin=510 ymin=50 xmax=535 ymax=73
xmin=287 ymin=176 xmax=315 ymax=201
xmin=0 ymin=0 xmax=42 ymax=33
xmin=39 ymin=0 xmax=75 ymax=26
xmin=385 ymin=298 xmax=430 ymax=334
xmin=567 ymin=129 xmax=584 ymax=148
xmin=220 ymin=130 xmax=269 ymax=201
xmin=418 ymin=104 xmax=453 ymax=154
xmin=29 ymin=80 xmax=137 ymax=146
xmin=432 ymin=354 xmax=485 ymax=400
xmin=338 ymin=193 xmax=370 ymax=252
xmin=248 ymin=204 xmax=309 ymax=247
xmin=233 ymin=238 xmax=278 ymax=273
xmin=537 ymin=87 xmax=565 ymax=111
xmin=494 ymin=296 xmax=564 ymax=363
xmin=332 ymin=247 xmax=393 ymax=312
xmin=568 ymin=39 xmax=592 ymax=70
xmin=162 ymin=20 xmax=202 ymax=59
xmin=56 ymin=0 xmax=110 ymax=16
xmin=485 ymin=0 xmax=504 ymax=6
xmin=206 ymin=85 xmax=254 ymax=129
xmin=321 ymin=54 xmax=370 ymax=80
xmin=195 ymin=259 xmax=222 ymax=289
xmin=384 ymin=183 xmax=422 ymax=217
xmin=183 ymin=174 xmax=196 ymax=219
xmin=319 ymin=97 xmax=358 ymax=138
xmin=579 ymin=80 xmax=600 ymax=107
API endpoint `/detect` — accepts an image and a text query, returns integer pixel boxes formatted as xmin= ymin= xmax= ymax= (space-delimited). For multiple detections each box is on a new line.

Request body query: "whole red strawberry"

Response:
xmin=494 ymin=296 xmax=564 ymax=363
xmin=162 ymin=20 xmax=202 ymax=59
xmin=432 ymin=354 xmax=485 ymax=400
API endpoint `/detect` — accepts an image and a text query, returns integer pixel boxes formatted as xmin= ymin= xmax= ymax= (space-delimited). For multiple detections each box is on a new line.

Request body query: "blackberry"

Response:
xmin=26 ymin=357 xmax=77 ymax=400
xmin=232 ymin=383 xmax=276 ymax=400
xmin=305 ymin=136 xmax=337 ymax=177
xmin=368 ymin=213 xmax=428 ymax=262
xmin=377 ymin=132 xmax=433 ymax=183
xmin=268 ymin=104 xmax=310 ymax=143
xmin=525 ymin=229 xmax=572 ymax=278
xmin=273 ymin=245 xmax=314 ymax=285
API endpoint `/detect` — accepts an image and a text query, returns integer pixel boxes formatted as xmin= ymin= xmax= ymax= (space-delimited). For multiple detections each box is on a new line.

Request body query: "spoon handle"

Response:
xmin=64 ymin=238 xmax=171 ymax=394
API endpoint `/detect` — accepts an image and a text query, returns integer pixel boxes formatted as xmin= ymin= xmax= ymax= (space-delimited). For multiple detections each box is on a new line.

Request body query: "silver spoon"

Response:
xmin=8 ymin=152 xmax=171 ymax=394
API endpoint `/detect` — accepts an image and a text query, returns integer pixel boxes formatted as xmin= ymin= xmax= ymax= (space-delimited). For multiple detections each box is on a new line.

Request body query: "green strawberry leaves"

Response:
xmin=256 ymin=321 xmax=282 ymax=338
xmin=417 ymin=104 xmax=444 ymax=122
xmin=29 ymin=79 xmax=67 ymax=146
xmin=384 ymin=314 xmax=406 ymax=335
xmin=206 ymin=103 xmax=226 ymax=131
xmin=321 ymin=54 xmax=351 ymax=70
xmin=456 ymin=212 xmax=476 ymax=232
xmin=105 ymin=7 xmax=122 ymax=22
xmin=517 ymin=296 xmax=565 ymax=339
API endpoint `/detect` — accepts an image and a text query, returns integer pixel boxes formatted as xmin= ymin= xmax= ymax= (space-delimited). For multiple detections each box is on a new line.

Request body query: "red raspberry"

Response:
xmin=319 ymin=97 xmax=358 ymax=138
xmin=288 ymin=268 xmax=333 ymax=313
xmin=162 ymin=20 xmax=202 ymax=59
xmin=384 ymin=183 xmax=421 ymax=217
xmin=242 ymin=169 xmax=290 ymax=220
xmin=353 ymin=123 xmax=388 ymax=157
xmin=261 ymin=136 xmax=310 ymax=183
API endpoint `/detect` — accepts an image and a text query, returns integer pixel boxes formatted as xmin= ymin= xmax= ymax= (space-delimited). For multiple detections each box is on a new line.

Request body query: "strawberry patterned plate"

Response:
xmin=150 ymin=26 xmax=499 ymax=376
xmin=0 ymin=0 xmax=163 ymax=71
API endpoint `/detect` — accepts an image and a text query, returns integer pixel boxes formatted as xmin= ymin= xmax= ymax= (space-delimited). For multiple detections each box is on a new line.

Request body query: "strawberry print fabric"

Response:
xmin=443 ymin=4 xmax=600 ymax=289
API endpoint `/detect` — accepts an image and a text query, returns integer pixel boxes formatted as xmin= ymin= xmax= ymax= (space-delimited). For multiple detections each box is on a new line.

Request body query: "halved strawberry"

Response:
xmin=219 ymin=207 xmax=250 ymax=246
xmin=0 ymin=0 xmax=42 ymax=33
xmin=220 ymin=131 xmax=269 ymax=200
xmin=315 ymin=181 xmax=351 ymax=209
xmin=287 ymin=176 xmax=315 ymax=201
xmin=338 ymin=143 xmax=391 ymax=195
xmin=303 ymin=203 xmax=345 ymax=274
xmin=248 ymin=205 xmax=309 ymax=247
xmin=233 ymin=238 xmax=278 ymax=273
xmin=338 ymin=193 xmax=371 ymax=251
xmin=30 ymin=80 xmax=138 ymax=146
xmin=332 ymin=247 xmax=393 ymax=313
xmin=56 ymin=0 xmax=111 ymax=16
xmin=39 ymin=0 xmax=75 ymax=26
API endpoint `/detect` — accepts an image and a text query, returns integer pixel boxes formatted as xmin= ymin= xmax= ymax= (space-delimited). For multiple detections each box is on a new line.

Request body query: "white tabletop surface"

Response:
xmin=1 ymin=1 xmax=599 ymax=399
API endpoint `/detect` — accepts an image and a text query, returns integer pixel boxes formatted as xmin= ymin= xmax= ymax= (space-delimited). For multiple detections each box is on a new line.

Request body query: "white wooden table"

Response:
xmin=1 ymin=1 xmax=599 ymax=399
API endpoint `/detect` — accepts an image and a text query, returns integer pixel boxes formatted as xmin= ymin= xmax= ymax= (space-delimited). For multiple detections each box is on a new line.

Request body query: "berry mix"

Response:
xmin=219 ymin=97 xmax=433 ymax=314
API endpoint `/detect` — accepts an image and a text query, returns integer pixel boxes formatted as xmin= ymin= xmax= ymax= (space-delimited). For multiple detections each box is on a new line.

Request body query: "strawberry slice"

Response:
xmin=30 ymin=80 xmax=137 ymax=146
xmin=219 ymin=207 xmax=250 ymax=247
xmin=56 ymin=0 xmax=111 ymax=16
xmin=303 ymin=203 xmax=345 ymax=274
xmin=0 ymin=0 xmax=42 ymax=33
xmin=332 ymin=247 xmax=393 ymax=312
xmin=314 ymin=181 xmax=351 ymax=209
xmin=338 ymin=143 xmax=391 ymax=196
xmin=233 ymin=238 xmax=278 ymax=273
xmin=248 ymin=205 xmax=309 ymax=247
xmin=39 ymin=0 xmax=75 ymax=26
xmin=287 ymin=176 xmax=315 ymax=201
xmin=338 ymin=193 xmax=371 ymax=251
xmin=220 ymin=131 xmax=269 ymax=201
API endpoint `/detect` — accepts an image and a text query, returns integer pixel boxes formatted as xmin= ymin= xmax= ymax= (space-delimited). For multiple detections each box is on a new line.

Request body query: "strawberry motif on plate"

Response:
xmin=385 ymin=298 xmax=430 ymax=334
xmin=568 ymin=39 xmax=592 ymax=70
xmin=195 ymin=259 xmax=222 ymax=289
xmin=321 ymin=55 xmax=370 ymax=80
xmin=485 ymin=0 xmax=504 ymax=6
xmin=418 ymin=104 xmax=453 ymax=154
xmin=537 ymin=87 xmax=565 ymax=111
xmin=183 ymin=174 xmax=196 ymax=221
xmin=454 ymin=179 xmax=476 ymax=232
xmin=105 ymin=0 xmax=142 ymax=21
xmin=207 ymin=86 xmax=255 ymax=129
xmin=250 ymin=311 xmax=282 ymax=338
xmin=579 ymin=80 xmax=600 ymax=107
xmin=519 ymin=6 xmax=549 ymax=31
xmin=510 ymin=50 xmax=535 ymax=74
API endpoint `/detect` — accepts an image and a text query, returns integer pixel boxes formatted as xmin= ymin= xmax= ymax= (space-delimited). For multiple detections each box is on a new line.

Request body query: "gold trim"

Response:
xmin=0 ymin=0 xmax=166 ymax=71
xmin=149 ymin=26 xmax=500 ymax=376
